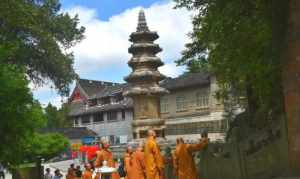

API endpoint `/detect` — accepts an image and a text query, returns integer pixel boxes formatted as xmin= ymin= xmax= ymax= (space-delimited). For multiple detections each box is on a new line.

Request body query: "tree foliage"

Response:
xmin=45 ymin=103 xmax=71 ymax=129
xmin=0 ymin=64 xmax=70 ymax=166
xmin=0 ymin=0 xmax=85 ymax=95
xmin=174 ymin=0 xmax=286 ymax=117
xmin=0 ymin=0 xmax=81 ymax=166
xmin=0 ymin=64 xmax=45 ymax=165
xmin=24 ymin=133 xmax=69 ymax=162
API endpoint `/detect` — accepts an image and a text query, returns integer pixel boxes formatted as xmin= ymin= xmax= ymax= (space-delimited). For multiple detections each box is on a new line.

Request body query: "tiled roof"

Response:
xmin=160 ymin=72 xmax=210 ymax=91
xmin=68 ymin=101 xmax=85 ymax=116
xmin=41 ymin=127 xmax=97 ymax=139
xmin=78 ymin=79 xmax=120 ymax=97
xmin=68 ymin=98 xmax=133 ymax=117
xmin=92 ymin=83 xmax=128 ymax=99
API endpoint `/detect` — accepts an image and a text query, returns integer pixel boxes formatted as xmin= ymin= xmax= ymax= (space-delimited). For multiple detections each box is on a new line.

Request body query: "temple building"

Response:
xmin=68 ymin=73 xmax=227 ymax=143
xmin=68 ymin=79 xmax=133 ymax=144
xmin=67 ymin=10 xmax=227 ymax=144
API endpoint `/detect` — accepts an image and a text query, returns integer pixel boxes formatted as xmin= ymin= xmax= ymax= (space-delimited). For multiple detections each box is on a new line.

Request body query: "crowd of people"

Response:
xmin=46 ymin=129 xmax=209 ymax=179
xmin=44 ymin=168 xmax=63 ymax=179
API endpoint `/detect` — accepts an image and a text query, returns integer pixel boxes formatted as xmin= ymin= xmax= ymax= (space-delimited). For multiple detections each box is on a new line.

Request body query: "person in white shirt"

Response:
xmin=0 ymin=164 xmax=5 ymax=179
xmin=44 ymin=168 xmax=53 ymax=179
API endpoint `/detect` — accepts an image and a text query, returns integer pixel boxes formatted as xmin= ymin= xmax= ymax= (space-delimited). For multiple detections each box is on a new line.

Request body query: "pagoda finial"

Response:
xmin=137 ymin=9 xmax=149 ymax=32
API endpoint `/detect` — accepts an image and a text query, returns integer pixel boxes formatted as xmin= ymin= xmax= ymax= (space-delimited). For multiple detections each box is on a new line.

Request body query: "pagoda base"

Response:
xmin=132 ymin=118 xmax=165 ymax=139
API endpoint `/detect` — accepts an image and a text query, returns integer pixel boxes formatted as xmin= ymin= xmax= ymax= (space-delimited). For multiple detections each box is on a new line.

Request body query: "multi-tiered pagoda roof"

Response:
xmin=124 ymin=10 xmax=168 ymax=96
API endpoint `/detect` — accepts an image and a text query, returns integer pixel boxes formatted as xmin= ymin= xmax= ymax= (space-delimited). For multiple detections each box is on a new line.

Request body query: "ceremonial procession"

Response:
xmin=52 ymin=129 xmax=209 ymax=179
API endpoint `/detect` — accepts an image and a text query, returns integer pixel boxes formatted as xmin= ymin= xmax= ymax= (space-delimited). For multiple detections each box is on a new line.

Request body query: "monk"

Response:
xmin=124 ymin=145 xmax=134 ymax=179
xmin=94 ymin=170 xmax=101 ymax=179
xmin=173 ymin=135 xmax=209 ymax=179
xmin=144 ymin=130 xmax=164 ymax=179
xmin=130 ymin=142 xmax=146 ymax=179
xmin=95 ymin=139 xmax=120 ymax=179
xmin=82 ymin=163 xmax=93 ymax=179
xmin=94 ymin=149 xmax=102 ymax=168
xmin=66 ymin=164 xmax=76 ymax=179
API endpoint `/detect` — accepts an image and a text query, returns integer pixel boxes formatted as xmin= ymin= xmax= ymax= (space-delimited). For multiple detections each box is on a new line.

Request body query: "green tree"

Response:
xmin=0 ymin=0 xmax=83 ymax=166
xmin=0 ymin=0 xmax=85 ymax=95
xmin=0 ymin=64 xmax=45 ymax=165
xmin=174 ymin=0 xmax=286 ymax=118
xmin=24 ymin=133 xmax=69 ymax=162
xmin=45 ymin=103 xmax=71 ymax=129
xmin=0 ymin=64 xmax=70 ymax=165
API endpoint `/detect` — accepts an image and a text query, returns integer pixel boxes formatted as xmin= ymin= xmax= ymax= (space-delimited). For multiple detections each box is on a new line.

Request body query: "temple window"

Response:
xmin=74 ymin=117 xmax=79 ymax=126
xmin=107 ymin=111 xmax=118 ymax=121
xmin=121 ymin=109 xmax=126 ymax=120
xmin=160 ymin=97 xmax=169 ymax=113
xmin=176 ymin=95 xmax=187 ymax=111
xmin=102 ymin=97 xmax=111 ymax=105
xmin=93 ymin=112 xmax=104 ymax=123
xmin=88 ymin=99 xmax=97 ymax=107
xmin=196 ymin=89 xmax=209 ymax=107
xmin=115 ymin=93 xmax=124 ymax=102
xmin=81 ymin=115 xmax=90 ymax=124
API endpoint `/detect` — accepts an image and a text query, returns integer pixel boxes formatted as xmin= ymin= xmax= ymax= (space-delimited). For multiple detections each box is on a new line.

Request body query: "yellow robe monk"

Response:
xmin=174 ymin=138 xmax=209 ymax=179
xmin=96 ymin=149 xmax=120 ymax=179
xmin=144 ymin=136 xmax=164 ymax=179
xmin=124 ymin=152 xmax=134 ymax=179
xmin=130 ymin=149 xmax=146 ymax=179
xmin=82 ymin=169 xmax=93 ymax=179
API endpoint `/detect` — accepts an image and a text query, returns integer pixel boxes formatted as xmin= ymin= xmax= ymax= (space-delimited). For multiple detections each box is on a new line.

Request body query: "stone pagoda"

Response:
xmin=124 ymin=10 xmax=168 ymax=139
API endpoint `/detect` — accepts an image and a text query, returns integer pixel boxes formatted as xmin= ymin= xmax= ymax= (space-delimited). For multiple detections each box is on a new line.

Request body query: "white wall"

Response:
xmin=75 ymin=110 xmax=133 ymax=140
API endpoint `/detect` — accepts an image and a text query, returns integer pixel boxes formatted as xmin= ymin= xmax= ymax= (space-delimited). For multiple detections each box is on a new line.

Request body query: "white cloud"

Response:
xmin=33 ymin=1 xmax=192 ymax=107
xmin=159 ymin=63 xmax=185 ymax=77
xmin=66 ymin=1 xmax=191 ymax=76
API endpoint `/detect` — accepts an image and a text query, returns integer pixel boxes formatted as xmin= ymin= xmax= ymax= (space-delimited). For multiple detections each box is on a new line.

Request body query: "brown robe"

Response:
xmin=173 ymin=138 xmax=209 ymax=179
xmin=144 ymin=136 xmax=164 ymax=179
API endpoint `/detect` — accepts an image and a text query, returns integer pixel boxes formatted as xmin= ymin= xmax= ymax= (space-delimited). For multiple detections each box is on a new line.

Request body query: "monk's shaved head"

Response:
xmin=127 ymin=145 xmax=133 ymax=153
xmin=137 ymin=141 xmax=144 ymax=151
xmin=176 ymin=137 xmax=184 ymax=144
xmin=148 ymin=129 xmax=156 ymax=138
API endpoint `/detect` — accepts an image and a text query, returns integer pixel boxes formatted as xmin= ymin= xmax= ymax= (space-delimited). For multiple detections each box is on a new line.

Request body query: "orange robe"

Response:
xmin=124 ymin=153 xmax=134 ymax=179
xmin=96 ymin=149 xmax=120 ymax=179
xmin=94 ymin=172 xmax=101 ymax=179
xmin=66 ymin=168 xmax=76 ymax=179
xmin=173 ymin=139 xmax=209 ymax=179
xmin=82 ymin=170 xmax=93 ymax=179
xmin=94 ymin=150 xmax=102 ymax=168
xmin=144 ymin=136 xmax=164 ymax=179
xmin=130 ymin=150 xmax=146 ymax=179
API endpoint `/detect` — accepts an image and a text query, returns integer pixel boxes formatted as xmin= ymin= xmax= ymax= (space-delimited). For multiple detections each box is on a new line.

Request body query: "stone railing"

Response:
xmin=161 ymin=116 xmax=289 ymax=179
xmin=195 ymin=117 xmax=289 ymax=179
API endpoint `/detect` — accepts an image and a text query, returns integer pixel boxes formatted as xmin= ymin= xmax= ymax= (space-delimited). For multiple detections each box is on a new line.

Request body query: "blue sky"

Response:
xmin=32 ymin=0 xmax=192 ymax=107
xmin=61 ymin=0 xmax=164 ymax=20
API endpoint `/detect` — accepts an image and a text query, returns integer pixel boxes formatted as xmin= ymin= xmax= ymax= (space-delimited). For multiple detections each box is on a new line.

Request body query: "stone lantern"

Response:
xmin=124 ymin=10 xmax=168 ymax=139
